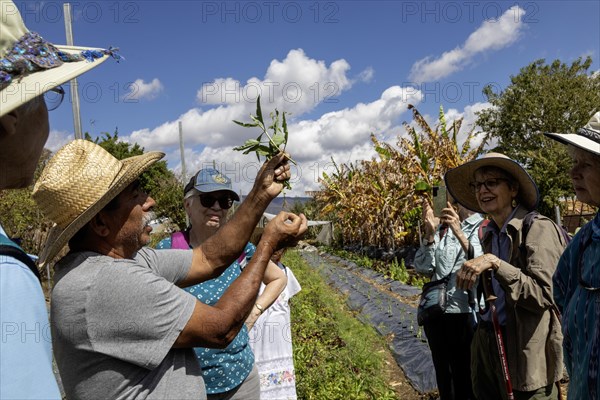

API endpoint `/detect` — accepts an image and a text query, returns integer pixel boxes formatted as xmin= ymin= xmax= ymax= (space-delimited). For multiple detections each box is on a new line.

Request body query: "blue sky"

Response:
xmin=18 ymin=0 xmax=600 ymax=197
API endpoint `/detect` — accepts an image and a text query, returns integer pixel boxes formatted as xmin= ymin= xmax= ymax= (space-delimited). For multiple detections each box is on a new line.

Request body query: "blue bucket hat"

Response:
xmin=184 ymin=168 xmax=240 ymax=201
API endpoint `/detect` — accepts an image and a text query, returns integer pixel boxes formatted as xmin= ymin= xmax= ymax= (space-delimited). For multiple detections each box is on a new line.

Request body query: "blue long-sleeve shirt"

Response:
xmin=414 ymin=213 xmax=484 ymax=314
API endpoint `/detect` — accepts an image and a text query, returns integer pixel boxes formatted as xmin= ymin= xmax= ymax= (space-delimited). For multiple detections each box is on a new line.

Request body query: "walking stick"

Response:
xmin=481 ymin=270 xmax=515 ymax=400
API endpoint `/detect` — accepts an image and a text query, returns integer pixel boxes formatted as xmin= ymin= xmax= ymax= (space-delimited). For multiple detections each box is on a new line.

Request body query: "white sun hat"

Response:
xmin=0 ymin=0 xmax=119 ymax=117
xmin=544 ymin=111 xmax=600 ymax=156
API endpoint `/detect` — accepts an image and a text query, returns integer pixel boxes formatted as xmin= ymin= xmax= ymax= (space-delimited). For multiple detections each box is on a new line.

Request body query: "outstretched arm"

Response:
xmin=178 ymin=153 xmax=290 ymax=287
xmin=174 ymin=212 xmax=307 ymax=348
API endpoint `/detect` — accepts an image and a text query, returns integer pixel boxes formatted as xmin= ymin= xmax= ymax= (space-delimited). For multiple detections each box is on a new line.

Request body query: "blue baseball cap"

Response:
xmin=184 ymin=168 xmax=240 ymax=201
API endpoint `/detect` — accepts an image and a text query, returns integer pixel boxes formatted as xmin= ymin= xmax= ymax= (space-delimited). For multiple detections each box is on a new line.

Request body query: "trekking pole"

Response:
xmin=481 ymin=270 xmax=515 ymax=400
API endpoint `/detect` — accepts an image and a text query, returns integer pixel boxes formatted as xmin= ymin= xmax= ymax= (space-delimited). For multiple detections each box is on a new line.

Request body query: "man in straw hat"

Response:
xmin=545 ymin=111 xmax=600 ymax=400
xmin=31 ymin=138 xmax=307 ymax=399
xmin=0 ymin=1 xmax=118 ymax=397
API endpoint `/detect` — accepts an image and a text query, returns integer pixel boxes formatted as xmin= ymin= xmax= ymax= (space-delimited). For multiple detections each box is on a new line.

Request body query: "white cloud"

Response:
xmin=126 ymin=78 xmax=164 ymax=101
xmin=356 ymin=67 xmax=375 ymax=83
xmin=409 ymin=6 xmax=526 ymax=82
xmin=46 ymin=129 xmax=73 ymax=152
xmin=121 ymin=50 xmax=492 ymax=198
xmin=197 ymin=49 xmax=353 ymax=116
xmin=125 ymin=82 xmax=424 ymax=197
xmin=125 ymin=97 xmax=489 ymax=198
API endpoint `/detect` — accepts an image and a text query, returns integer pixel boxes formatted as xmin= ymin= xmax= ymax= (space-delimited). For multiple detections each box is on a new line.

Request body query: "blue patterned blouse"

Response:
xmin=156 ymin=237 xmax=256 ymax=394
xmin=553 ymin=213 xmax=600 ymax=400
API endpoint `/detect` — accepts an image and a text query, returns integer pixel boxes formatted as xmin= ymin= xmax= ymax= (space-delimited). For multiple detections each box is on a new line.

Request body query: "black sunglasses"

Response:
xmin=198 ymin=194 xmax=234 ymax=209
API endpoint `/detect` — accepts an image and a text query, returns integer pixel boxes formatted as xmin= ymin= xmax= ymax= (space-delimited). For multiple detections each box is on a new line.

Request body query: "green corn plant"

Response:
xmin=314 ymin=104 xmax=486 ymax=252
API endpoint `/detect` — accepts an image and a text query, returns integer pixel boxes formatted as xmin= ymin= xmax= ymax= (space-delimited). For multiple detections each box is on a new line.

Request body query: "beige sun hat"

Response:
xmin=444 ymin=152 xmax=539 ymax=214
xmin=544 ymin=111 xmax=600 ymax=156
xmin=32 ymin=140 xmax=164 ymax=266
xmin=1 ymin=0 xmax=118 ymax=117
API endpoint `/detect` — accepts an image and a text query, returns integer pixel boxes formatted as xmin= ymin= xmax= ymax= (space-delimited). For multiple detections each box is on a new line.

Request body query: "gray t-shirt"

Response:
xmin=51 ymin=247 xmax=203 ymax=399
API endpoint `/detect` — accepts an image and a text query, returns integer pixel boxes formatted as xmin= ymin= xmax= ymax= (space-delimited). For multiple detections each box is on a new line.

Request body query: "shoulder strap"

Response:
xmin=439 ymin=246 xmax=463 ymax=282
xmin=0 ymin=235 xmax=41 ymax=282
xmin=478 ymin=218 xmax=490 ymax=241
xmin=519 ymin=211 xmax=569 ymax=320
xmin=521 ymin=210 xmax=539 ymax=240
xmin=521 ymin=211 xmax=571 ymax=248
xmin=519 ymin=211 xmax=541 ymax=253
xmin=171 ymin=231 xmax=190 ymax=249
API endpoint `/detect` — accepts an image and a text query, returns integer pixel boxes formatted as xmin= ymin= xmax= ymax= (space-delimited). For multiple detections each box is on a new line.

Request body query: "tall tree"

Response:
xmin=0 ymin=134 xmax=185 ymax=259
xmin=0 ymin=149 xmax=53 ymax=254
xmin=86 ymin=131 xmax=187 ymax=230
xmin=477 ymin=57 xmax=600 ymax=216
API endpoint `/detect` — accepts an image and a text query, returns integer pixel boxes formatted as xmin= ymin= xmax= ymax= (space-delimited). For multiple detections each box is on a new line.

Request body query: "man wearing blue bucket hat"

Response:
xmin=157 ymin=168 xmax=287 ymax=399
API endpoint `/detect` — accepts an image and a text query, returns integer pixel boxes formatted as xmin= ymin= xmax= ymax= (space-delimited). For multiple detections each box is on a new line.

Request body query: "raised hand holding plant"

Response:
xmin=233 ymin=96 xmax=296 ymax=189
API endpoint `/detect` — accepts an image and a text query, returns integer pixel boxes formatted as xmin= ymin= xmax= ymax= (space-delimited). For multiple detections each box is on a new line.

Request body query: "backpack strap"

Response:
xmin=520 ymin=211 xmax=539 ymax=249
xmin=0 ymin=234 xmax=41 ymax=282
xmin=520 ymin=211 xmax=571 ymax=250
xmin=518 ymin=211 xmax=568 ymax=319
xmin=478 ymin=218 xmax=490 ymax=241
xmin=171 ymin=231 xmax=190 ymax=249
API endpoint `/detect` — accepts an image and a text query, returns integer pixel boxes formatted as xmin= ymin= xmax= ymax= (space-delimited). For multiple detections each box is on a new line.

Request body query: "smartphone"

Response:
xmin=432 ymin=186 xmax=447 ymax=217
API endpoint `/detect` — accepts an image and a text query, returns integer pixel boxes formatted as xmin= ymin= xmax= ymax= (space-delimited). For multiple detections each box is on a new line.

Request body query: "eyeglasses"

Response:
xmin=469 ymin=178 xmax=508 ymax=193
xmin=198 ymin=194 xmax=234 ymax=209
xmin=44 ymin=86 xmax=65 ymax=111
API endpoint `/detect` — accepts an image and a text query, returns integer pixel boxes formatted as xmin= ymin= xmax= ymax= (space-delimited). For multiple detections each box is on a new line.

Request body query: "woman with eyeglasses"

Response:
xmin=445 ymin=153 xmax=567 ymax=400
xmin=545 ymin=112 xmax=600 ymax=400
xmin=156 ymin=167 xmax=287 ymax=400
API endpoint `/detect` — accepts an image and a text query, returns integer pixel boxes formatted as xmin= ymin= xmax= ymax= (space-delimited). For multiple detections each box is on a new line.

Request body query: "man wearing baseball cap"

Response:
xmin=0 ymin=1 xmax=117 ymax=397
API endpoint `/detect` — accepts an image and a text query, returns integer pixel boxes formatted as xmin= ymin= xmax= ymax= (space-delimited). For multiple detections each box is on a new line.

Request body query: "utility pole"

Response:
xmin=179 ymin=120 xmax=189 ymax=227
xmin=63 ymin=3 xmax=83 ymax=139
xmin=179 ymin=121 xmax=187 ymax=185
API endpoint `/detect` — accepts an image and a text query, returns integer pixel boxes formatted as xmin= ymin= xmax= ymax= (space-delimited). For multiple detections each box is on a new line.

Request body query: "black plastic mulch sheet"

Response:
xmin=300 ymin=251 xmax=437 ymax=394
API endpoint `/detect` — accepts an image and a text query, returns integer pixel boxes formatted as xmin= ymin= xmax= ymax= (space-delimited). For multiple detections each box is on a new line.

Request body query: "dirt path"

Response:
xmin=379 ymin=334 xmax=438 ymax=400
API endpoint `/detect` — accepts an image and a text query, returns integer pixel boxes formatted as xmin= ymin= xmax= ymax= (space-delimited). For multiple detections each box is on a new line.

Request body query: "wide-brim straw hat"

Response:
xmin=1 ymin=0 xmax=117 ymax=117
xmin=32 ymin=140 xmax=164 ymax=266
xmin=444 ymin=152 xmax=539 ymax=214
xmin=544 ymin=111 xmax=600 ymax=156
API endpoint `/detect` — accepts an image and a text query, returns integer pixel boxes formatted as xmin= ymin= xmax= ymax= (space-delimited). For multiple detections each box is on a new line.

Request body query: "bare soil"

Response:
xmin=379 ymin=333 xmax=438 ymax=400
